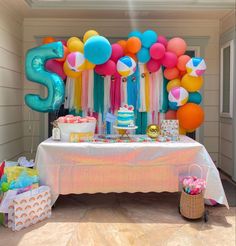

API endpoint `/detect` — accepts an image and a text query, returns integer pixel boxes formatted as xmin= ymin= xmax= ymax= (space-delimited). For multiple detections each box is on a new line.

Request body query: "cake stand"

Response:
xmin=113 ymin=125 xmax=138 ymax=139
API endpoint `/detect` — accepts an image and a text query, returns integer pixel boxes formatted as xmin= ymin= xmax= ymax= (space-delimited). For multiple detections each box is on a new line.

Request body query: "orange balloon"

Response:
xmin=117 ymin=40 xmax=127 ymax=52
xmin=125 ymin=52 xmax=137 ymax=62
xmin=55 ymin=46 xmax=69 ymax=62
xmin=164 ymin=67 xmax=180 ymax=80
xmin=177 ymin=103 xmax=204 ymax=130
xmin=126 ymin=37 xmax=142 ymax=54
xmin=186 ymin=129 xmax=195 ymax=133
xmin=177 ymin=55 xmax=191 ymax=71
xmin=179 ymin=127 xmax=186 ymax=135
xmin=42 ymin=36 xmax=56 ymax=44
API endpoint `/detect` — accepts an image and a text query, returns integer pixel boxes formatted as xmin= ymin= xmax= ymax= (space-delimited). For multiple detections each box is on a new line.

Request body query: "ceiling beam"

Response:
xmin=25 ymin=0 xmax=235 ymax=10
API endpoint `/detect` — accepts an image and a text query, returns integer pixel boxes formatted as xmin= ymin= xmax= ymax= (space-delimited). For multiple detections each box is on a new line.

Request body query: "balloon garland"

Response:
xmin=25 ymin=30 xmax=207 ymax=134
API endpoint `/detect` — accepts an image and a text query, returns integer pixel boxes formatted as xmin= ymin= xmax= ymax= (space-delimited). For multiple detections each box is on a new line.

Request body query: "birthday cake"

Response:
xmin=117 ymin=104 xmax=135 ymax=127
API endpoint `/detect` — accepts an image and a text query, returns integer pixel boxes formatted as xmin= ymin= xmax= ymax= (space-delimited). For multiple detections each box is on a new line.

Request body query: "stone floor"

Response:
xmin=0 ymin=190 xmax=235 ymax=246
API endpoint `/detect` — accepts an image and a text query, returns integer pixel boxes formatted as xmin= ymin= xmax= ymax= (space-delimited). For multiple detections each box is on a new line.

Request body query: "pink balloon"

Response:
xmin=146 ymin=58 xmax=162 ymax=73
xmin=157 ymin=35 xmax=168 ymax=47
xmin=95 ymin=60 xmax=116 ymax=75
xmin=161 ymin=52 xmax=178 ymax=68
xmin=110 ymin=44 xmax=124 ymax=62
xmin=165 ymin=110 xmax=177 ymax=120
xmin=45 ymin=60 xmax=66 ymax=80
xmin=150 ymin=43 xmax=166 ymax=60
xmin=59 ymin=40 xmax=67 ymax=46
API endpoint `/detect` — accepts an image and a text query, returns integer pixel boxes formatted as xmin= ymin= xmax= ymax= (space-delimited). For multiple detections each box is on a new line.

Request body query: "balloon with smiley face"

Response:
xmin=146 ymin=124 xmax=160 ymax=139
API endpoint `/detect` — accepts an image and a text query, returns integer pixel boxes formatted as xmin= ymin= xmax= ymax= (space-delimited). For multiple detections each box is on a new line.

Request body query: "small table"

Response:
xmin=35 ymin=135 xmax=229 ymax=208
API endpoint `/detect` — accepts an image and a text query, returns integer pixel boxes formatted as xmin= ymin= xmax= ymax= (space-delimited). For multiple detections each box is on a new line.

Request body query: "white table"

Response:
xmin=35 ymin=135 xmax=229 ymax=208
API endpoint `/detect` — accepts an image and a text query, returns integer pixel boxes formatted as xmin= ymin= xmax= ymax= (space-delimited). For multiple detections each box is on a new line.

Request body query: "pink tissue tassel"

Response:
xmin=110 ymin=75 xmax=121 ymax=113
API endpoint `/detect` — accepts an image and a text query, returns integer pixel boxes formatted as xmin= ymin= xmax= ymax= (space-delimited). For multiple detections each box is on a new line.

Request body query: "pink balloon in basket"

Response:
xmin=45 ymin=59 xmax=66 ymax=80
xmin=205 ymin=199 xmax=218 ymax=206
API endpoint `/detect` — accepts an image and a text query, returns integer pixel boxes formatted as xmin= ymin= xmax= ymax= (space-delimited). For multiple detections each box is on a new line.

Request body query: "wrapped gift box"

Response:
xmin=160 ymin=120 xmax=179 ymax=141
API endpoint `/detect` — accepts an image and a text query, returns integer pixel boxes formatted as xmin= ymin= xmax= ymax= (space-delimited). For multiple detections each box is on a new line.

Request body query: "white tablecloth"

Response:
xmin=35 ymin=135 xmax=229 ymax=208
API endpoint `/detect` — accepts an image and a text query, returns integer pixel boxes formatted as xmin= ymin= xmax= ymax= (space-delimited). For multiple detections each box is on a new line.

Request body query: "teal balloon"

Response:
xmin=128 ymin=30 xmax=142 ymax=40
xmin=188 ymin=92 xmax=202 ymax=104
xmin=84 ymin=36 xmax=112 ymax=65
xmin=169 ymin=102 xmax=178 ymax=110
xmin=141 ymin=30 xmax=158 ymax=48
xmin=25 ymin=42 xmax=65 ymax=112
xmin=137 ymin=47 xmax=150 ymax=63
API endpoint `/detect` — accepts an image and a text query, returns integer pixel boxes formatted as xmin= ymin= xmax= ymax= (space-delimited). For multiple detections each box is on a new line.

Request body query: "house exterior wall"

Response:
xmin=219 ymin=10 xmax=235 ymax=178
xmin=23 ymin=18 xmax=220 ymax=163
xmin=0 ymin=2 xmax=24 ymax=162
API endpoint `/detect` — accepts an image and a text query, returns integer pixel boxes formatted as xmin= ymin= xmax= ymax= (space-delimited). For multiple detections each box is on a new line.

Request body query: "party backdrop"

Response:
xmin=25 ymin=30 xmax=206 ymax=134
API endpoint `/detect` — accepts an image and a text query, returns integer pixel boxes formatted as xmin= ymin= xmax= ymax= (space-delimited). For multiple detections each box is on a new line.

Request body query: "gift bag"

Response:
xmin=8 ymin=186 xmax=51 ymax=231
xmin=160 ymin=120 xmax=179 ymax=141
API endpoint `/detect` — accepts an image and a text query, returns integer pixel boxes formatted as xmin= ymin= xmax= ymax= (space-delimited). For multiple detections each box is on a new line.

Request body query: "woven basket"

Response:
xmin=180 ymin=190 xmax=205 ymax=219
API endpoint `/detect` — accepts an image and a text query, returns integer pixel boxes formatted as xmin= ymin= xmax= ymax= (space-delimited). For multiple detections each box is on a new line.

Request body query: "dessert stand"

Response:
xmin=113 ymin=125 xmax=138 ymax=139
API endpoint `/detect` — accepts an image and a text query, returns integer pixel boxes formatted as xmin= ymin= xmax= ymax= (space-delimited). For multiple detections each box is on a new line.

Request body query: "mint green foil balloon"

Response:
xmin=25 ymin=42 xmax=65 ymax=112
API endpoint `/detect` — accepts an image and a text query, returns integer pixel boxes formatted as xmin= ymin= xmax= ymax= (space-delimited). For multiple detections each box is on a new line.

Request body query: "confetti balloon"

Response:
xmin=186 ymin=57 xmax=206 ymax=77
xmin=117 ymin=56 xmax=136 ymax=77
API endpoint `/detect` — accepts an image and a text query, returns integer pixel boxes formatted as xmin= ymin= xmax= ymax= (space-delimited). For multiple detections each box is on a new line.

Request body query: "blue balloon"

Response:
xmin=84 ymin=36 xmax=112 ymax=65
xmin=169 ymin=102 xmax=179 ymax=110
xmin=137 ymin=47 xmax=150 ymax=63
xmin=128 ymin=30 xmax=142 ymax=40
xmin=188 ymin=92 xmax=202 ymax=104
xmin=25 ymin=42 xmax=65 ymax=112
xmin=141 ymin=30 xmax=158 ymax=48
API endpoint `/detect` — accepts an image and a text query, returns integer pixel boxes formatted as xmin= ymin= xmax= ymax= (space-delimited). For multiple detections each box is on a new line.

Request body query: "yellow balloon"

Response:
xmin=68 ymin=39 xmax=84 ymax=53
xmin=167 ymin=79 xmax=181 ymax=92
xmin=85 ymin=60 xmax=95 ymax=70
xmin=179 ymin=127 xmax=186 ymax=135
xmin=181 ymin=74 xmax=203 ymax=92
xmin=67 ymin=37 xmax=80 ymax=46
xmin=83 ymin=30 xmax=99 ymax=43
xmin=63 ymin=62 xmax=81 ymax=78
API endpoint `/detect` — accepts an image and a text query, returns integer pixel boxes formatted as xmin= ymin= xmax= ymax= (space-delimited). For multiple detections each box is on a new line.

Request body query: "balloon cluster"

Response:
xmin=43 ymin=31 xmax=137 ymax=79
xmin=37 ymin=30 xmax=206 ymax=133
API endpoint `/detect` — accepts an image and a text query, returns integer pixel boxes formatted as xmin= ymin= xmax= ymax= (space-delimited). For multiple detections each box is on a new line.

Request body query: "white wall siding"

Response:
xmin=220 ymin=10 xmax=236 ymax=34
xmin=219 ymin=10 xmax=235 ymax=177
xmin=0 ymin=2 xmax=23 ymax=161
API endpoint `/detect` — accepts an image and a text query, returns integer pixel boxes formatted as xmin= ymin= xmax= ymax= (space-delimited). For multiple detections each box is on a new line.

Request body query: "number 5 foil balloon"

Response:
xmin=25 ymin=41 xmax=65 ymax=112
